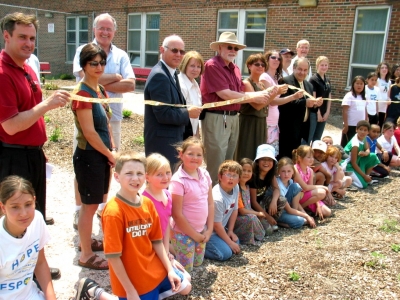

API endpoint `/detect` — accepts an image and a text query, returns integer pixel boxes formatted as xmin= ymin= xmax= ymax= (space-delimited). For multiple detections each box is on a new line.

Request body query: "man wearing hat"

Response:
xmin=200 ymin=32 xmax=272 ymax=184
xmin=280 ymin=48 xmax=295 ymax=77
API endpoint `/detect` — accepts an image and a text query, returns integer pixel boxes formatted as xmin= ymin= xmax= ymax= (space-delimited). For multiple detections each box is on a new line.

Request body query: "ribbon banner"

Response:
xmin=66 ymin=85 xmax=394 ymax=107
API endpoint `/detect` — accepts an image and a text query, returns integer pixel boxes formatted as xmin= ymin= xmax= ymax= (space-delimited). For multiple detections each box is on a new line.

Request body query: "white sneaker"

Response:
xmin=272 ymin=225 xmax=279 ymax=231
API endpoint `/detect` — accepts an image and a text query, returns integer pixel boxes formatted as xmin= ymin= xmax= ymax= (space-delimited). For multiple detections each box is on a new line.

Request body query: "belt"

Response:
xmin=207 ymin=110 xmax=238 ymax=116
xmin=1 ymin=142 xmax=43 ymax=150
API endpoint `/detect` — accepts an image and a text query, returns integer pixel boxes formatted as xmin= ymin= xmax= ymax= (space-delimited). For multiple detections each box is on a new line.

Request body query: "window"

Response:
xmin=348 ymin=6 xmax=391 ymax=85
xmin=127 ymin=13 xmax=160 ymax=68
xmin=66 ymin=16 xmax=88 ymax=62
xmin=217 ymin=9 xmax=267 ymax=75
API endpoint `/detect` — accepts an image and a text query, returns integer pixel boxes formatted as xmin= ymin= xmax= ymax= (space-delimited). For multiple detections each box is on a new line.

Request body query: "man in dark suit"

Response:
xmin=144 ymin=35 xmax=202 ymax=167
xmin=278 ymin=57 xmax=323 ymax=159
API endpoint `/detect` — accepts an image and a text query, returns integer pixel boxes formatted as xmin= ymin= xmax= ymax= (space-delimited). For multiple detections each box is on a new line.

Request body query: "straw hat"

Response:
xmin=210 ymin=32 xmax=246 ymax=52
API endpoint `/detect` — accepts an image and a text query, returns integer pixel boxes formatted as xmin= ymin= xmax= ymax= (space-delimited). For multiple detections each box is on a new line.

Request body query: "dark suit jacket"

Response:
xmin=144 ymin=61 xmax=189 ymax=166
xmin=278 ymin=74 xmax=314 ymax=159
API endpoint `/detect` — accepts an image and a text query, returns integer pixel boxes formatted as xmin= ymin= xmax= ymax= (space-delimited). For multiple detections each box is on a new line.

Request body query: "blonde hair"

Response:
xmin=115 ymin=151 xmax=146 ymax=173
xmin=218 ymin=160 xmax=242 ymax=179
xmin=316 ymin=56 xmax=329 ymax=69
xmin=179 ymin=51 xmax=204 ymax=76
xmin=292 ymin=145 xmax=313 ymax=163
xmin=277 ymin=157 xmax=295 ymax=175
xmin=146 ymin=153 xmax=171 ymax=175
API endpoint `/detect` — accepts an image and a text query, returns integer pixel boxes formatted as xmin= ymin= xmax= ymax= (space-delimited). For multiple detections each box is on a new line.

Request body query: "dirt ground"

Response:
xmin=42 ymin=80 xmax=400 ymax=299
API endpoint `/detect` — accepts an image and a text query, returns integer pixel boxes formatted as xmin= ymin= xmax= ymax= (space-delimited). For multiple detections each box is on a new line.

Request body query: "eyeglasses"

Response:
xmin=96 ymin=27 xmax=114 ymax=33
xmin=226 ymin=45 xmax=240 ymax=52
xmin=270 ymin=56 xmax=281 ymax=61
xmin=164 ymin=46 xmax=186 ymax=55
xmin=88 ymin=60 xmax=107 ymax=67
xmin=24 ymin=73 xmax=38 ymax=93
xmin=222 ymin=173 xmax=239 ymax=179
xmin=253 ymin=63 xmax=266 ymax=68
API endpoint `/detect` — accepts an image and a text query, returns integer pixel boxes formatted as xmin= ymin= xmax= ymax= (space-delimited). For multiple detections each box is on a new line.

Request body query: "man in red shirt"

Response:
xmin=0 ymin=13 xmax=69 ymax=227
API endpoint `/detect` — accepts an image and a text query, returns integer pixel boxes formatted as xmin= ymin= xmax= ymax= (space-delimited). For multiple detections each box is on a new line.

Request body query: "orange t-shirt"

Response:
xmin=238 ymin=191 xmax=245 ymax=209
xmin=102 ymin=195 xmax=166 ymax=297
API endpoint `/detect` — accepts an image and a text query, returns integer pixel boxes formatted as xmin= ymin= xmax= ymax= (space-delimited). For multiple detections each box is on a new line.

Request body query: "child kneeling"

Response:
xmin=102 ymin=151 xmax=191 ymax=300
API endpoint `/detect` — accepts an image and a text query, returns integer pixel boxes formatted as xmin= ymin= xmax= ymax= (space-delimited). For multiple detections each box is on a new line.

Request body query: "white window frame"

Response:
xmin=66 ymin=16 xmax=88 ymax=63
xmin=127 ymin=13 xmax=160 ymax=68
xmin=217 ymin=9 xmax=267 ymax=74
xmin=347 ymin=6 xmax=391 ymax=86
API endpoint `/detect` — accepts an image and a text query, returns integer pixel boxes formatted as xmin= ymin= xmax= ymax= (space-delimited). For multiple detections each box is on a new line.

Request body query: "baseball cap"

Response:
xmin=312 ymin=140 xmax=327 ymax=153
xmin=279 ymin=48 xmax=295 ymax=56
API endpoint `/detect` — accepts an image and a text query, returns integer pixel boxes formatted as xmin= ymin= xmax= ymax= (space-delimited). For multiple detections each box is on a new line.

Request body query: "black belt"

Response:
xmin=1 ymin=142 xmax=43 ymax=150
xmin=207 ymin=110 xmax=238 ymax=116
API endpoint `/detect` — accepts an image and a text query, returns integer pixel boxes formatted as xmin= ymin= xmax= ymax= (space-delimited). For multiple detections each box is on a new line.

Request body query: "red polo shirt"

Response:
xmin=0 ymin=50 xmax=46 ymax=146
xmin=200 ymin=55 xmax=243 ymax=112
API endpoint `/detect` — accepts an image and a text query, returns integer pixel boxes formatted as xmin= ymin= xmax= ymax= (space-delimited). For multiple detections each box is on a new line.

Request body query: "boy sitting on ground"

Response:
xmin=311 ymin=140 xmax=332 ymax=186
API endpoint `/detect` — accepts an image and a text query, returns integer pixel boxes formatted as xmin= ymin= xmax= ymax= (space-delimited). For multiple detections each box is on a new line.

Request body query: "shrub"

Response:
xmin=60 ymin=73 xmax=74 ymax=80
xmin=122 ymin=109 xmax=133 ymax=118
xmin=49 ymin=126 xmax=62 ymax=142
xmin=44 ymin=82 xmax=59 ymax=90
xmin=133 ymin=136 xmax=144 ymax=146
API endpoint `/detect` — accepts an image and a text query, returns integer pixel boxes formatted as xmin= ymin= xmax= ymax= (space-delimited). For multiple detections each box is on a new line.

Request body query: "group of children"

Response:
xmin=2 ymin=118 xmax=399 ymax=299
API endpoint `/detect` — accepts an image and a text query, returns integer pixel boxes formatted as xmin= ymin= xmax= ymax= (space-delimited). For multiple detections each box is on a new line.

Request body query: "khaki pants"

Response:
xmin=202 ymin=112 xmax=239 ymax=185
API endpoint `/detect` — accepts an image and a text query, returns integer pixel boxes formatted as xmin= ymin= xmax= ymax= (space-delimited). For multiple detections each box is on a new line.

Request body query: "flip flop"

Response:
xmin=78 ymin=238 xmax=104 ymax=252
xmin=78 ymin=254 xmax=108 ymax=270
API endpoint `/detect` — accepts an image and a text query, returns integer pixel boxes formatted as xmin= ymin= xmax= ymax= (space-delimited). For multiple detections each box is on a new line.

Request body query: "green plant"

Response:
xmin=289 ymin=271 xmax=300 ymax=281
xmin=44 ymin=115 xmax=51 ymax=123
xmin=312 ymin=229 xmax=323 ymax=249
xmin=49 ymin=126 xmax=62 ymax=142
xmin=44 ymin=82 xmax=59 ymax=90
xmin=60 ymin=73 xmax=74 ymax=80
xmin=379 ymin=219 xmax=399 ymax=233
xmin=122 ymin=109 xmax=133 ymax=118
xmin=365 ymin=251 xmax=386 ymax=268
xmin=391 ymin=244 xmax=400 ymax=252
xmin=133 ymin=136 xmax=144 ymax=146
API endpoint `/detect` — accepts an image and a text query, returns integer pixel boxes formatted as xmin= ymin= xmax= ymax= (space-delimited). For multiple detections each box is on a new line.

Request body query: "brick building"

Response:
xmin=1 ymin=0 xmax=399 ymax=102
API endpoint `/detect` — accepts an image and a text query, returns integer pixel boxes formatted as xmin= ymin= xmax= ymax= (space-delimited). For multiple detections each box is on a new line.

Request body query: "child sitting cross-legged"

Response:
xmin=366 ymin=123 xmax=392 ymax=178
xmin=205 ymin=160 xmax=241 ymax=261
xmin=102 ymin=151 xmax=191 ymax=300
xmin=342 ymin=120 xmax=380 ymax=188
xmin=311 ymin=140 xmax=332 ymax=186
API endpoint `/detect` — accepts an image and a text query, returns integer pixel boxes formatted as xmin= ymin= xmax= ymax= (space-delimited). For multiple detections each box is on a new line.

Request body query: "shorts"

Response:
xmin=73 ymin=147 xmax=111 ymax=205
xmin=118 ymin=268 xmax=188 ymax=300
xmin=299 ymin=190 xmax=325 ymax=213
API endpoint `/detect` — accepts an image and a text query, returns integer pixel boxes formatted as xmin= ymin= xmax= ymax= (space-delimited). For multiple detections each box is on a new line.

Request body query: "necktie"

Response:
xmin=299 ymin=81 xmax=309 ymax=122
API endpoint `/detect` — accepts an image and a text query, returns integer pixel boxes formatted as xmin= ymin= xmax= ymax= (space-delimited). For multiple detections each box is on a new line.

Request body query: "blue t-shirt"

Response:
xmin=366 ymin=136 xmax=377 ymax=153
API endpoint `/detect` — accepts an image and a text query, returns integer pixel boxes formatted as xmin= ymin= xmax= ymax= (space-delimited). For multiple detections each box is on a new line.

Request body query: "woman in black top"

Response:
xmin=308 ymin=56 xmax=331 ymax=143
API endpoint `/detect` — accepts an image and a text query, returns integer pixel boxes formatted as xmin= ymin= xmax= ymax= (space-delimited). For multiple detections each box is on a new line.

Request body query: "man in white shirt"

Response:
xmin=288 ymin=39 xmax=313 ymax=80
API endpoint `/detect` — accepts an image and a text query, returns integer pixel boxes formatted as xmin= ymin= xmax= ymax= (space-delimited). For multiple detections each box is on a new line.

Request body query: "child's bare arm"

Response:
xmin=294 ymin=167 xmax=321 ymax=191
xmin=214 ymin=222 xmax=241 ymax=254
xmin=250 ymin=188 xmax=277 ymax=225
xmin=284 ymin=203 xmax=316 ymax=228
xmin=318 ymin=166 xmax=332 ymax=184
xmin=203 ymin=185 xmax=214 ymax=243
xmin=34 ymin=249 xmax=56 ymax=300
xmin=109 ymin=256 xmax=141 ymax=299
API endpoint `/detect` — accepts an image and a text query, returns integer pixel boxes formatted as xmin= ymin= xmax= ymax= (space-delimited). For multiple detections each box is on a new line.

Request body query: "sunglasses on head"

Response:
xmin=24 ymin=73 xmax=38 ymax=93
xmin=270 ymin=56 xmax=281 ymax=61
xmin=226 ymin=45 xmax=240 ymax=52
xmin=164 ymin=46 xmax=186 ymax=55
xmin=253 ymin=62 xmax=266 ymax=68
xmin=88 ymin=60 xmax=106 ymax=67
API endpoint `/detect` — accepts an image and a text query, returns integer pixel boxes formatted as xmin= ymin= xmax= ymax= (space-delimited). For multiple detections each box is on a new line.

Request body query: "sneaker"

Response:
xmin=272 ymin=225 xmax=279 ymax=231
xmin=368 ymin=179 xmax=379 ymax=185
xmin=76 ymin=277 xmax=100 ymax=300
xmin=73 ymin=211 xmax=79 ymax=230
xmin=45 ymin=217 xmax=54 ymax=225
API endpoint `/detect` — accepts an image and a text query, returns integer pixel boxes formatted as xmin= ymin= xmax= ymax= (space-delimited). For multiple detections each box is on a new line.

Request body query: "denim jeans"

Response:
xmin=205 ymin=233 xmax=239 ymax=261
xmin=308 ymin=112 xmax=326 ymax=144
xmin=277 ymin=182 xmax=305 ymax=228
xmin=285 ymin=183 xmax=302 ymax=206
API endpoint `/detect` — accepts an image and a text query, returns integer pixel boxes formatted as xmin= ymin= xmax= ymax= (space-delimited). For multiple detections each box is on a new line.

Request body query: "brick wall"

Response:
xmin=1 ymin=0 xmax=399 ymax=106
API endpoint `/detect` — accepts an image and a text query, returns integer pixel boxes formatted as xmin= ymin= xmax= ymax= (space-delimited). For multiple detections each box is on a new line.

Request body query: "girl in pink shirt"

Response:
xmin=170 ymin=137 xmax=214 ymax=272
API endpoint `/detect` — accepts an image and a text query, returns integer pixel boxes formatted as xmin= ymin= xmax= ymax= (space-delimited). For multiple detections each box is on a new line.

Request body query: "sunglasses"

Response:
xmin=88 ymin=60 xmax=106 ymax=67
xmin=253 ymin=63 xmax=266 ymax=68
xmin=24 ymin=73 xmax=38 ymax=93
xmin=226 ymin=45 xmax=240 ymax=52
xmin=270 ymin=56 xmax=281 ymax=61
xmin=165 ymin=46 xmax=186 ymax=55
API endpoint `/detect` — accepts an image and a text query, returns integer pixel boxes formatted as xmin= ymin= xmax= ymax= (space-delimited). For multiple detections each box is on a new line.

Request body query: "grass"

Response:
xmin=365 ymin=251 xmax=386 ymax=268
xmin=133 ymin=136 xmax=144 ymax=146
xmin=379 ymin=219 xmax=399 ymax=233
xmin=391 ymin=244 xmax=400 ymax=252
xmin=122 ymin=109 xmax=133 ymax=118
xmin=49 ymin=126 xmax=62 ymax=142
xmin=289 ymin=271 xmax=300 ymax=281
xmin=43 ymin=82 xmax=59 ymax=90
xmin=44 ymin=115 xmax=51 ymax=123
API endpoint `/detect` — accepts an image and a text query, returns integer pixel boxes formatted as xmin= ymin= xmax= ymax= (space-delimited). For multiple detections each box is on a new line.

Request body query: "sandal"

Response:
xmin=78 ymin=238 xmax=104 ymax=252
xmin=78 ymin=254 xmax=108 ymax=270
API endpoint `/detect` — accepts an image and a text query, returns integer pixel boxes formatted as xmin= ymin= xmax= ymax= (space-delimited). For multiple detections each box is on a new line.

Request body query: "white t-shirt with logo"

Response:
xmin=377 ymin=78 xmax=390 ymax=113
xmin=341 ymin=92 xmax=366 ymax=126
xmin=0 ymin=211 xmax=50 ymax=300
xmin=365 ymin=86 xmax=380 ymax=115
